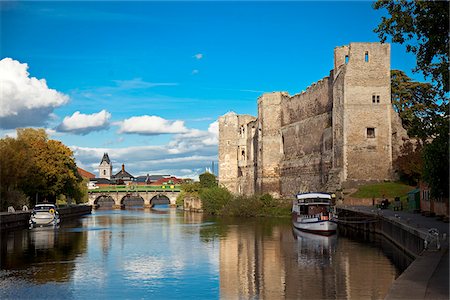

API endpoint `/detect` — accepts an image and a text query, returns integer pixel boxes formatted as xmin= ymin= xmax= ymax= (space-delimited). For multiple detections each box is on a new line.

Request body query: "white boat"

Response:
xmin=29 ymin=204 xmax=60 ymax=229
xmin=292 ymin=192 xmax=337 ymax=235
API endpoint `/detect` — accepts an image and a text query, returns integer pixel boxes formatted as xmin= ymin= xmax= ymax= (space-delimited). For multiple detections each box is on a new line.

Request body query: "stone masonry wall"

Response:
xmin=280 ymin=76 xmax=334 ymax=194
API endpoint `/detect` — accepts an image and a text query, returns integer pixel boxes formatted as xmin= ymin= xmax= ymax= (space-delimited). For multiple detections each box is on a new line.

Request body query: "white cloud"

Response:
xmin=117 ymin=115 xmax=189 ymax=135
xmin=191 ymin=69 xmax=199 ymax=75
xmin=70 ymin=121 xmax=219 ymax=179
xmin=193 ymin=53 xmax=203 ymax=60
xmin=112 ymin=78 xmax=178 ymax=90
xmin=0 ymin=58 xmax=69 ymax=129
xmin=56 ymin=110 xmax=111 ymax=134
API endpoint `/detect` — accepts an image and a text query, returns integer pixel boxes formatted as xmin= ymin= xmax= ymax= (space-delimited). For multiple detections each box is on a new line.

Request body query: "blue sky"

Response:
xmin=0 ymin=1 xmax=420 ymax=178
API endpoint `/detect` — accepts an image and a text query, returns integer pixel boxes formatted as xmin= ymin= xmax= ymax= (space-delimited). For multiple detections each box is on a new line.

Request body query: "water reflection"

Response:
xmin=1 ymin=219 xmax=88 ymax=285
xmin=217 ymin=219 xmax=400 ymax=299
xmin=1 ymin=210 xmax=406 ymax=299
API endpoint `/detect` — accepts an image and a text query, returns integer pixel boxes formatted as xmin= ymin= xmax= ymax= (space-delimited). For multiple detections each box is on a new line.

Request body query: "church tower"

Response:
xmin=99 ymin=153 xmax=112 ymax=179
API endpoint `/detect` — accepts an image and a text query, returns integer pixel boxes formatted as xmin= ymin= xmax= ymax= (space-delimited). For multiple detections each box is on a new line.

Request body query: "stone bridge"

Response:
xmin=88 ymin=186 xmax=180 ymax=208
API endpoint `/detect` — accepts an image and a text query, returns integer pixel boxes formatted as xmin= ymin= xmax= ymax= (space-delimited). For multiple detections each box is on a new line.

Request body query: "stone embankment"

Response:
xmin=336 ymin=206 xmax=449 ymax=300
xmin=0 ymin=205 xmax=92 ymax=231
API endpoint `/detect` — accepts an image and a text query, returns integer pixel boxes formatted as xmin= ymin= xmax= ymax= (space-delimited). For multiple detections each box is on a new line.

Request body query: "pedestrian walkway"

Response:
xmin=339 ymin=205 xmax=449 ymax=300
xmin=342 ymin=205 xmax=449 ymax=236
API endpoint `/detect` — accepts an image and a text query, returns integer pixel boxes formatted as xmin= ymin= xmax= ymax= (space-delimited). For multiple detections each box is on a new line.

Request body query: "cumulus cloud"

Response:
xmin=193 ymin=53 xmax=203 ymax=60
xmin=56 ymin=110 xmax=111 ymax=134
xmin=0 ymin=58 xmax=69 ymax=129
xmin=117 ymin=115 xmax=189 ymax=135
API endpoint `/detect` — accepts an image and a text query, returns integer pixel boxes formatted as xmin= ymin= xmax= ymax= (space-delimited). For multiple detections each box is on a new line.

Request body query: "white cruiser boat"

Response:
xmin=292 ymin=193 xmax=337 ymax=235
xmin=29 ymin=204 xmax=60 ymax=229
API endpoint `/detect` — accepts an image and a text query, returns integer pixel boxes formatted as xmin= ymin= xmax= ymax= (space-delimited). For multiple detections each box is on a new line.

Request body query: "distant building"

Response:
xmin=135 ymin=174 xmax=171 ymax=185
xmin=99 ymin=153 xmax=113 ymax=180
xmin=114 ymin=164 xmax=134 ymax=185
xmin=150 ymin=176 xmax=184 ymax=186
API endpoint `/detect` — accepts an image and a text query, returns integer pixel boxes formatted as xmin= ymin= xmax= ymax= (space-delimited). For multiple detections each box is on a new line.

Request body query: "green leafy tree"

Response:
xmin=16 ymin=128 xmax=83 ymax=204
xmin=393 ymin=141 xmax=423 ymax=185
xmin=0 ymin=137 xmax=32 ymax=210
xmin=374 ymin=0 xmax=449 ymax=92
xmin=375 ymin=2 xmax=449 ymax=199
xmin=391 ymin=70 xmax=445 ymax=140
xmin=422 ymin=120 xmax=449 ymax=198
xmin=200 ymin=186 xmax=232 ymax=215
xmin=199 ymin=172 xmax=217 ymax=189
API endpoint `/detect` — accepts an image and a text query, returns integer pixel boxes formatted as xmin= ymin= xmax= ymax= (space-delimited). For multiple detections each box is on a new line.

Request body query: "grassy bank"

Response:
xmin=350 ymin=182 xmax=415 ymax=199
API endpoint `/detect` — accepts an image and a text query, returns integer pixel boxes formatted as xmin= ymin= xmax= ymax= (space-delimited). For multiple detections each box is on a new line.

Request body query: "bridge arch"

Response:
xmin=120 ymin=194 xmax=145 ymax=208
xmin=94 ymin=195 xmax=115 ymax=209
xmin=149 ymin=194 xmax=170 ymax=207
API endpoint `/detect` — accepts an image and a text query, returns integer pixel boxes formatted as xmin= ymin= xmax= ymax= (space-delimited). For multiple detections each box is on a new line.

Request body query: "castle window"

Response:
xmin=241 ymin=150 xmax=245 ymax=161
xmin=367 ymin=128 xmax=375 ymax=138
xmin=345 ymin=55 xmax=349 ymax=64
xmin=372 ymin=94 xmax=380 ymax=103
xmin=365 ymin=51 xmax=369 ymax=62
xmin=103 ymin=170 xmax=106 ymax=175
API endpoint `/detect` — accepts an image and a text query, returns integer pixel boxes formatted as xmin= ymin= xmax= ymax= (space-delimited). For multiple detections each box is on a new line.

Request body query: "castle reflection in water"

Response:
xmin=219 ymin=222 xmax=398 ymax=299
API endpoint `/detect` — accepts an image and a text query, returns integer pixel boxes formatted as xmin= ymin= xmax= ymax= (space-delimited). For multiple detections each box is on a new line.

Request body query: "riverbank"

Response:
xmin=0 ymin=205 xmax=92 ymax=231
xmin=336 ymin=205 xmax=449 ymax=299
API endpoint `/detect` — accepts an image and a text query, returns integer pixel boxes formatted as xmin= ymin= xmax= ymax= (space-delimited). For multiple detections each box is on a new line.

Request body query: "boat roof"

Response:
xmin=34 ymin=204 xmax=57 ymax=208
xmin=295 ymin=192 xmax=331 ymax=200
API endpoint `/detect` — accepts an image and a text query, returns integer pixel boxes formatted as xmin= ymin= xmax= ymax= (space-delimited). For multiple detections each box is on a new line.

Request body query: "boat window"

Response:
xmin=299 ymin=205 xmax=308 ymax=214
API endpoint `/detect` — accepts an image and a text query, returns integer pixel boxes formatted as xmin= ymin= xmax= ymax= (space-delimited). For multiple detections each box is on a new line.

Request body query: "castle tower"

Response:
xmin=255 ymin=92 xmax=284 ymax=197
xmin=99 ymin=152 xmax=112 ymax=179
xmin=218 ymin=112 xmax=256 ymax=194
xmin=333 ymin=42 xmax=392 ymax=184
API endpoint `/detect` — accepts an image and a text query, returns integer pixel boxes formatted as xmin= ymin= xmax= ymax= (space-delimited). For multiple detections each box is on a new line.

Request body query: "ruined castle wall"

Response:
xmin=235 ymin=119 xmax=258 ymax=195
xmin=219 ymin=113 xmax=256 ymax=194
xmin=390 ymin=107 xmax=409 ymax=162
xmin=341 ymin=43 xmax=392 ymax=182
xmin=256 ymin=93 xmax=283 ymax=197
xmin=332 ymin=67 xmax=345 ymax=176
xmin=279 ymin=77 xmax=334 ymax=195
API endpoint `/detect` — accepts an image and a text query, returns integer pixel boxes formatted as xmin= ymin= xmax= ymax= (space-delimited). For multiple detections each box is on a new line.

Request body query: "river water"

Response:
xmin=1 ymin=207 xmax=409 ymax=299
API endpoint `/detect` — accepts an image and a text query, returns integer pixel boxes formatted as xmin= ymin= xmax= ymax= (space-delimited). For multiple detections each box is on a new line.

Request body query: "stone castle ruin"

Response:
xmin=218 ymin=42 xmax=408 ymax=198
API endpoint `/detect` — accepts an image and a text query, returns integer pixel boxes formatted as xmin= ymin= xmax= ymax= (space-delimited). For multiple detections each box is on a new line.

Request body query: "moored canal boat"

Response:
xmin=29 ymin=204 xmax=60 ymax=229
xmin=292 ymin=192 xmax=337 ymax=235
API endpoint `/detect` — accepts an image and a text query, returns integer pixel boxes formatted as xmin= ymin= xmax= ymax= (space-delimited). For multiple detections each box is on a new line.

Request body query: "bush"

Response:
xmin=259 ymin=193 xmax=276 ymax=208
xmin=200 ymin=186 xmax=232 ymax=215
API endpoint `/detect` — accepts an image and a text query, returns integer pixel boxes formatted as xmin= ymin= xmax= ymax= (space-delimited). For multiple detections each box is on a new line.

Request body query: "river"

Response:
xmin=0 ymin=207 xmax=411 ymax=299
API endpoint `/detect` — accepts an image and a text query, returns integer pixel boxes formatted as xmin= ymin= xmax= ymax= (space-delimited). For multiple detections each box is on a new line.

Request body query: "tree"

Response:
xmin=7 ymin=128 xmax=83 ymax=205
xmin=422 ymin=118 xmax=449 ymax=198
xmin=391 ymin=70 xmax=446 ymax=140
xmin=393 ymin=141 xmax=423 ymax=186
xmin=375 ymin=2 xmax=449 ymax=199
xmin=0 ymin=137 xmax=32 ymax=210
xmin=374 ymin=0 xmax=449 ymax=92
xmin=199 ymin=172 xmax=217 ymax=189
xmin=200 ymin=186 xmax=232 ymax=215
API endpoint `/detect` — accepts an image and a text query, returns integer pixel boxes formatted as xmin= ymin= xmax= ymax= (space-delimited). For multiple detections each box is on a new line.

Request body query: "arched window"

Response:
xmin=103 ymin=170 xmax=106 ymax=175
